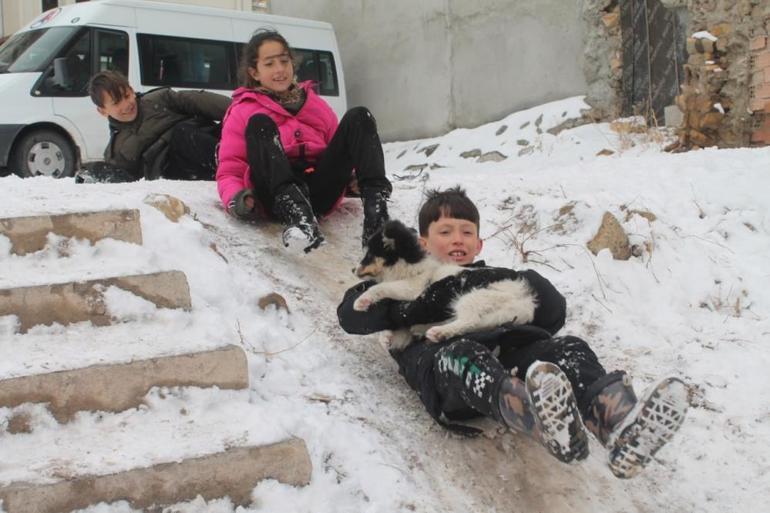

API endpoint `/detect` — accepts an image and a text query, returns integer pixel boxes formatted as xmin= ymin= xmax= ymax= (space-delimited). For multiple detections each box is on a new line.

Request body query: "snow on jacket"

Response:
xmin=105 ymin=87 xmax=230 ymax=180
xmin=216 ymin=81 xmax=339 ymax=213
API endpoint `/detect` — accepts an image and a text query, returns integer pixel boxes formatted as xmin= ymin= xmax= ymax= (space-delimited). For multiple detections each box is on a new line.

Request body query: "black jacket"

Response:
xmin=337 ymin=261 xmax=567 ymax=433
xmin=337 ymin=261 xmax=566 ymax=343
xmin=105 ymin=88 xmax=230 ymax=180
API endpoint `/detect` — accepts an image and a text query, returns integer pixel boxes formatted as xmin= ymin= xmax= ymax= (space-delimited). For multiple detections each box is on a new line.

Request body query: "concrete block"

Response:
xmin=0 ymin=271 xmax=191 ymax=333
xmin=755 ymin=82 xmax=770 ymax=100
xmin=750 ymin=97 xmax=768 ymax=112
xmin=756 ymin=50 xmax=770 ymax=69
xmin=664 ymin=104 xmax=684 ymax=127
xmin=0 ymin=438 xmax=312 ymax=513
xmin=0 ymin=345 xmax=248 ymax=421
xmin=750 ymin=35 xmax=767 ymax=51
xmin=0 ymin=210 xmax=142 ymax=256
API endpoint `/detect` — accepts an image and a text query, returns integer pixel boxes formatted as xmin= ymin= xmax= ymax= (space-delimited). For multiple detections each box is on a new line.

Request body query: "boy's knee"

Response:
xmin=435 ymin=338 xmax=489 ymax=375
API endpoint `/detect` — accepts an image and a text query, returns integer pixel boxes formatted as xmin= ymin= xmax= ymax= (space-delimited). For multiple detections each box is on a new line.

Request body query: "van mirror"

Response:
xmin=52 ymin=57 xmax=73 ymax=89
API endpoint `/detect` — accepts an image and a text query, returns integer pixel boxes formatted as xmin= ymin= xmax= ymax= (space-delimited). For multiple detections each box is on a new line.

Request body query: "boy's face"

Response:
xmin=97 ymin=87 xmax=137 ymax=123
xmin=420 ymin=215 xmax=483 ymax=265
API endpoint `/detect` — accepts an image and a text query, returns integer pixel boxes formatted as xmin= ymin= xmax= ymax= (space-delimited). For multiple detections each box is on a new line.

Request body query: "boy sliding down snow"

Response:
xmin=337 ymin=186 xmax=688 ymax=479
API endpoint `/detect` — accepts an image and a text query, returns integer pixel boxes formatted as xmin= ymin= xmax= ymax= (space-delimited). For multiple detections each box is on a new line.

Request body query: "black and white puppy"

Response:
xmin=353 ymin=220 xmax=537 ymax=350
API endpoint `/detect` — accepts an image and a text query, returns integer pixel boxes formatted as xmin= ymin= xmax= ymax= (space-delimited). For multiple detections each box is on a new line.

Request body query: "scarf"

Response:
xmin=256 ymin=82 xmax=306 ymax=114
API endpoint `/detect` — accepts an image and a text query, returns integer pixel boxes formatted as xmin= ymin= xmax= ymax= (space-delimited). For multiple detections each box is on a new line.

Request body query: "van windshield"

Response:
xmin=0 ymin=27 xmax=78 ymax=73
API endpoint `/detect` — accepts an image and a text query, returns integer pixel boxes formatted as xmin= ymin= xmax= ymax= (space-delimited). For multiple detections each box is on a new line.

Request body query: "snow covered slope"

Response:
xmin=1 ymin=96 xmax=767 ymax=512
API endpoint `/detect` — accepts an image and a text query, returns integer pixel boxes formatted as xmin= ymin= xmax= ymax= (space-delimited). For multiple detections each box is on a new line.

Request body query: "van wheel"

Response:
xmin=11 ymin=130 xmax=76 ymax=178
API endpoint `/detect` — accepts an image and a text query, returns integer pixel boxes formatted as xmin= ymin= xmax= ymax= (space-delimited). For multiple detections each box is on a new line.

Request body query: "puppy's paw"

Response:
xmin=353 ymin=296 xmax=373 ymax=311
xmin=425 ymin=326 xmax=447 ymax=343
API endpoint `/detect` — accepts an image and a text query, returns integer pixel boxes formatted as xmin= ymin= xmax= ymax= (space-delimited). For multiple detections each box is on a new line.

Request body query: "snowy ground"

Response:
xmin=0 ymin=97 xmax=768 ymax=512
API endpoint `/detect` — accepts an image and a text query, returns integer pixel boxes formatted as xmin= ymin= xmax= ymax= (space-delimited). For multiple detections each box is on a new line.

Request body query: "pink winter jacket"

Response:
xmin=216 ymin=82 xmax=339 ymax=214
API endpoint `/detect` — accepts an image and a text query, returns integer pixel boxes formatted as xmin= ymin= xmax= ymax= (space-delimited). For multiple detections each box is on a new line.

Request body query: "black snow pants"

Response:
xmin=244 ymin=106 xmax=392 ymax=216
xmin=167 ymin=120 xmax=220 ymax=180
xmin=393 ymin=334 xmax=624 ymax=433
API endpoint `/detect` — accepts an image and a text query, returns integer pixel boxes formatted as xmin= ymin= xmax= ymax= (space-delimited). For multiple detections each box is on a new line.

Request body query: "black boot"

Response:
xmin=273 ymin=183 xmax=324 ymax=253
xmin=361 ymin=187 xmax=390 ymax=248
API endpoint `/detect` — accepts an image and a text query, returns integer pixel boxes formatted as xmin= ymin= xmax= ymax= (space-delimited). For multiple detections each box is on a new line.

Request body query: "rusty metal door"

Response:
xmin=620 ymin=0 xmax=687 ymax=123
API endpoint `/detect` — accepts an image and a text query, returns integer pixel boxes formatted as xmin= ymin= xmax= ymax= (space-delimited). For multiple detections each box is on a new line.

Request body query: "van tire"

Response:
xmin=11 ymin=130 xmax=76 ymax=179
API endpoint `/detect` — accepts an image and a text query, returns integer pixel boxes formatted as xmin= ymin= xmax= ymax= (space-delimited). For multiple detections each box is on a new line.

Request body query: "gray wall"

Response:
xmin=271 ymin=0 xmax=588 ymax=141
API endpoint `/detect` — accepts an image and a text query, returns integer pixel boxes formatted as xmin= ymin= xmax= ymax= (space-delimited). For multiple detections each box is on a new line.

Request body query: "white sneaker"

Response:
xmin=525 ymin=361 xmax=589 ymax=463
xmin=606 ymin=377 xmax=688 ymax=479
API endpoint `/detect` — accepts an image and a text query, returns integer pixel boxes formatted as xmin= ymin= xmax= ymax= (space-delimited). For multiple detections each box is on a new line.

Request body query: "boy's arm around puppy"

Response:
xmin=337 ymin=264 xmax=567 ymax=338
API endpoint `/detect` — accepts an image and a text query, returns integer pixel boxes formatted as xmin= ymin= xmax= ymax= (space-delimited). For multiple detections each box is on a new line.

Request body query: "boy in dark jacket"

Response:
xmin=82 ymin=70 xmax=230 ymax=182
xmin=338 ymin=186 xmax=689 ymax=479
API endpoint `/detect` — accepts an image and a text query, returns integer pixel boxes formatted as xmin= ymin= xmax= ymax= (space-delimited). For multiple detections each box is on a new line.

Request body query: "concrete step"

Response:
xmin=0 ymin=209 xmax=142 ymax=256
xmin=0 ymin=438 xmax=311 ymax=513
xmin=0 ymin=270 xmax=191 ymax=333
xmin=0 ymin=344 xmax=248 ymax=422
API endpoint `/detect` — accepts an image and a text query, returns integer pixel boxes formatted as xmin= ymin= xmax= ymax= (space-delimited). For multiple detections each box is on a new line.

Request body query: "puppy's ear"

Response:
xmin=385 ymin=220 xmax=423 ymax=263
xmin=382 ymin=220 xmax=401 ymax=251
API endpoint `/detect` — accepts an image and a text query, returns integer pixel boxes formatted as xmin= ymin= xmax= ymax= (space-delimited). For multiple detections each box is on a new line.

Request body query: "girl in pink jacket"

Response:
xmin=216 ymin=29 xmax=392 ymax=253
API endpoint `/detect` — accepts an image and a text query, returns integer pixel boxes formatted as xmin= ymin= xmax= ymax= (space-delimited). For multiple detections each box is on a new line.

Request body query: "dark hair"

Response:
xmin=88 ymin=70 xmax=131 ymax=108
xmin=238 ymin=28 xmax=294 ymax=88
xmin=418 ymin=186 xmax=480 ymax=236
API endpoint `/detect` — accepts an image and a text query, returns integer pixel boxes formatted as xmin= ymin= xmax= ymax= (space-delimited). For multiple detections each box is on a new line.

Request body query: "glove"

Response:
xmin=228 ymin=188 xmax=258 ymax=220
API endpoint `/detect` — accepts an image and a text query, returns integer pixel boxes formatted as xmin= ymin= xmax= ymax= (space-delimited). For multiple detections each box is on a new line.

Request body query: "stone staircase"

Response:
xmin=0 ymin=208 xmax=311 ymax=512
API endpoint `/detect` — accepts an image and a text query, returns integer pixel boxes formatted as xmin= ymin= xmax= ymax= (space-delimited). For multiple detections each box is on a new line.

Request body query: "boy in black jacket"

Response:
xmin=81 ymin=70 xmax=230 ymax=182
xmin=337 ymin=187 xmax=688 ymax=479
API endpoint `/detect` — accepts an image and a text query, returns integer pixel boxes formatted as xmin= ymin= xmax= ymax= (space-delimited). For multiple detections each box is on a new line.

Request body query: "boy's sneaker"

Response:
xmin=606 ymin=377 xmax=688 ymax=479
xmin=525 ymin=361 xmax=589 ymax=463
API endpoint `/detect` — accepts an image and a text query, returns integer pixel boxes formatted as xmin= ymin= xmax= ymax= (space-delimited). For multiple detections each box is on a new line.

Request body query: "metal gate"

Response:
xmin=620 ymin=0 xmax=687 ymax=123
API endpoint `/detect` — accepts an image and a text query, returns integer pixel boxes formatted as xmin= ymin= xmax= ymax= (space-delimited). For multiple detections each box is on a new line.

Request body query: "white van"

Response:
xmin=0 ymin=0 xmax=346 ymax=178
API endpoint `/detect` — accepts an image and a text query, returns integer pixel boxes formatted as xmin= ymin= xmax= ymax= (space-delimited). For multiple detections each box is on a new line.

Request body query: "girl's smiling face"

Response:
xmin=249 ymin=40 xmax=293 ymax=93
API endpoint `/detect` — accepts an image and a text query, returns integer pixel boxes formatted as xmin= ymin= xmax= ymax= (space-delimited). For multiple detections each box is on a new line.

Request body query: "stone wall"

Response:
xmin=582 ymin=0 xmax=624 ymax=120
xmin=584 ymin=0 xmax=770 ymax=148
xmin=673 ymin=0 xmax=770 ymax=148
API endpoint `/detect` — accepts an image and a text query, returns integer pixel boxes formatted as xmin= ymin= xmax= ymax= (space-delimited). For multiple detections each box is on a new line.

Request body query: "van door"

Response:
xmin=45 ymin=27 xmax=129 ymax=161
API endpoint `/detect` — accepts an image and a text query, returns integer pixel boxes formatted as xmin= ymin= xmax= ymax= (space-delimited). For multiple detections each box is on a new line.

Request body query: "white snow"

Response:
xmin=1 ymin=96 xmax=768 ymax=512
xmin=693 ymin=31 xmax=718 ymax=41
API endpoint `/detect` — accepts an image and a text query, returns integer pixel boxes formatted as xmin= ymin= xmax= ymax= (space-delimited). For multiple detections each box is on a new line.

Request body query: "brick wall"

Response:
xmin=749 ymin=35 xmax=770 ymax=145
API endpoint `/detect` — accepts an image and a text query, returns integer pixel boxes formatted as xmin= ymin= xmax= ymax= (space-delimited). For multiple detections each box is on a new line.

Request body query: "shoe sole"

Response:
xmin=607 ymin=377 xmax=688 ymax=479
xmin=525 ymin=361 xmax=589 ymax=463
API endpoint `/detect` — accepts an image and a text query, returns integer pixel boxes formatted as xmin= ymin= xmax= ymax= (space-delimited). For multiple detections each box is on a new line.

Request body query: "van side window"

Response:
xmin=138 ymin=34 xmax=234 ymax=90
xmin=37 ymin=27 xmax=91 ymax=96
xmin=294 ymin=48 xmax=339 ymax=97
xmin=36 ymin=28 xmax=128 ymax=97
xmin=96 ymin=30 xmax=129 ymax=76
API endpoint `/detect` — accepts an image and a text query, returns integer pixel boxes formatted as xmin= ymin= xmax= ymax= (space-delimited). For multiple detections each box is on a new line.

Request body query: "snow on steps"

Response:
xmin=0 ymin=343 xmax=247 ymax=422
xmin=0 ymin=209 xmax=142 ymax=256
xmin=0 ymin=270 xmax=192 ymax=333
xmin=0 ymin=206 xmax=312 ymax=510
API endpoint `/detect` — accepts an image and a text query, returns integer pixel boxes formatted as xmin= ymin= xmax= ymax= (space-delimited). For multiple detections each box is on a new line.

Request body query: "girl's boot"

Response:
xmin=273 ymin=183 xmax=324 ymax=253
xmin=360 ymin=187 xmax=390 ymax=248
